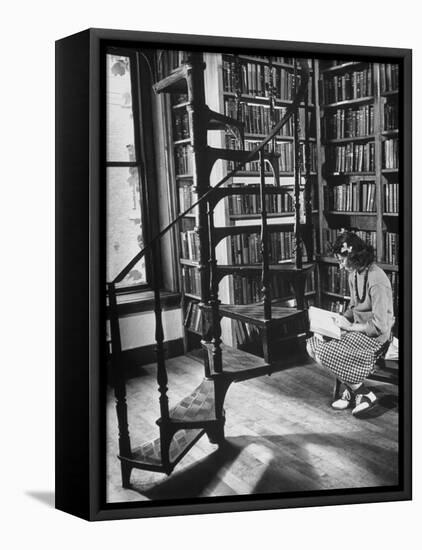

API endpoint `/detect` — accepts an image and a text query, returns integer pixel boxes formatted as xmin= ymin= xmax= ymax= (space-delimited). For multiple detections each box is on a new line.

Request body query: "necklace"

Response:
xmin=355 ymin=268 xmax=369 ymax=303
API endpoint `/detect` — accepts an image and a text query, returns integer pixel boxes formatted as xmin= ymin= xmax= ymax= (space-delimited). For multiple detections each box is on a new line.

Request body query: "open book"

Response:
xmin=308 ymin=306 xmax=342 ymax=340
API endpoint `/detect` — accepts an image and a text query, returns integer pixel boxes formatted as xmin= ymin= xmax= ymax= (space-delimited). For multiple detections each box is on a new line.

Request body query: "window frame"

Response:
xmin=105 ymin=46 xmax=161 ymax=294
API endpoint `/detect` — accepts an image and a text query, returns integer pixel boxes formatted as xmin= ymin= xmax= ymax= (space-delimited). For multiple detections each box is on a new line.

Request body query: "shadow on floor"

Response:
xmin=127 ymin=429 xmax=398 ymax=501
xmin=25 ymin=491 xmax=55 ymax=508
xmin=132 ymin=441 xmax=241 ymax=500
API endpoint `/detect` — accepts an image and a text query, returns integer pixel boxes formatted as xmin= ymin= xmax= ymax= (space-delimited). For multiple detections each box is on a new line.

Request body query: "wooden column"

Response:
xmin=303 ymin=61 xmax=314 ymax=262
xmin=207 ymin=198 xmax=223 ymax=375
xmin=293 ymin=61 xmax=303 ymax=270
xmin=185 ymin=52 xmax=210 ymax=340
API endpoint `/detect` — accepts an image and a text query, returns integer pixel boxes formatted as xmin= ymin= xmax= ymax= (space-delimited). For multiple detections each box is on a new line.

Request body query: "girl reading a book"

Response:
xmin=306 ymin=231 xmax=394 ymax=417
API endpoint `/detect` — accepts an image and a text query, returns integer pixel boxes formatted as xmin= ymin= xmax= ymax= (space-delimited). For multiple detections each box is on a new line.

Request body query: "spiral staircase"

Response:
xmin=107 ymin=53 xmax=314 ymax=486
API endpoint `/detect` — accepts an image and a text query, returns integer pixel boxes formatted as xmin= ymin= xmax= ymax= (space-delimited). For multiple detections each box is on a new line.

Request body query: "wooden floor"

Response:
xmin=106 ymin=353 xmax=399 ymax=503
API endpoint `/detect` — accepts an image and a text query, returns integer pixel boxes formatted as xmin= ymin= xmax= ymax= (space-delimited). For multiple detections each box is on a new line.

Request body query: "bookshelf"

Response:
xmin=208 ymin=53 xmax=319 ymax=352
xmin=317 ymin=60 xmax=399 ymax=326
xmin=158 ymin=52 xmax=400 ymax=352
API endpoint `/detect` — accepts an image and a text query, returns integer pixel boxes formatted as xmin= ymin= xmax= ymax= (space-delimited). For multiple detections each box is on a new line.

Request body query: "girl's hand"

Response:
xmin=346 ymin=322 xmax=367 ymax=333
xmin=335 ymin=316 xmax=353 ymax=330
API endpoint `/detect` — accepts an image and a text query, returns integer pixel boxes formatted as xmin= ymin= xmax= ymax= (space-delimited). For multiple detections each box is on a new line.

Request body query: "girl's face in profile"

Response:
xmin=335 ymin=253 xmax=354 ymax=272
xmin=336 ymin=242 xmax=354 ymax=272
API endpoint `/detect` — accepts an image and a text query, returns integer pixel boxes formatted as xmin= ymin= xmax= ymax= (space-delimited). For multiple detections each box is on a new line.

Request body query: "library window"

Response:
xmin=106 ymin=51 xmax=150 ymax=290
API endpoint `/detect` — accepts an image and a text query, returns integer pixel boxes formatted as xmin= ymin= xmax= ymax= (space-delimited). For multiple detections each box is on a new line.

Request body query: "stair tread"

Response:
xmin=207 ymin=109 xmax=244 ymax=132
xmin=218 ymin=262 xmax=314 ymax=273
xmin=211 ymin=302 xmax=306 ymax=326
xmin=204 ymin=342 xmax=269 ymax=379
xmin=214 ymin=223 xmax=295 ymax=243
xmin=124 ymin=429 xmax=204 ymax=468
xmin=153 ymin=66 xmax=188 ymax=94
xmin=168 ymin=379 xmax=217 ymax=423
xmin=208 ymin=146 xmax=279 ymax=162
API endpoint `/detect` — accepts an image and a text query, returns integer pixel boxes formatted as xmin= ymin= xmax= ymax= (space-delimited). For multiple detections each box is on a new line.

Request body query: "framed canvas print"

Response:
xmin=55 ymin=28 xmax=412 ymax=521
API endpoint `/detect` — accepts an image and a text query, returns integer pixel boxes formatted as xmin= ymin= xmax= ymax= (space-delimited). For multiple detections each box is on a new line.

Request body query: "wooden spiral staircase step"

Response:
xmin=203 ymin=301 xmax=307 ymax=327
xmin=153 ymin=65 xmax=191 ymax=94
xmin=217 ymin=262 xmax=314 ymax=276
xmin=119 ymin=428 xmax=205 ymax=473
xmin=163 ymin=378 xmax=217 ymax=425
xmin=203 ymin=342 xmax=270 ymax=381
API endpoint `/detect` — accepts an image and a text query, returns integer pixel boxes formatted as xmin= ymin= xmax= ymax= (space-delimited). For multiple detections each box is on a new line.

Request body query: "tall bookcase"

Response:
xmin=316 ymin=60 xmax=399 ymax=331
xmin=216 ymin=53 xmax=319 ymax=351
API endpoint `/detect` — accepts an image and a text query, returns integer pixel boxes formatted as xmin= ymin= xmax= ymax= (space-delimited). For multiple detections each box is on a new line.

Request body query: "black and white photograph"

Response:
xmin=103 ymin=43 xmax=408 ymax=508
xmin=4 ymin=0 xmax=422 ymax=544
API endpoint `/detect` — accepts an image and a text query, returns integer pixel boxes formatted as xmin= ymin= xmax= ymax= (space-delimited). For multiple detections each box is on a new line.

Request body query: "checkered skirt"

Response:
xmin=306 ymin=332 xmax=388 ymax=384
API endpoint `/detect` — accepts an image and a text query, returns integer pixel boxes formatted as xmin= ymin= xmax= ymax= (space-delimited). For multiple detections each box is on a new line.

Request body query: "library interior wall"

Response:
xmin=119 ymin=309 xmax=183 ymax=349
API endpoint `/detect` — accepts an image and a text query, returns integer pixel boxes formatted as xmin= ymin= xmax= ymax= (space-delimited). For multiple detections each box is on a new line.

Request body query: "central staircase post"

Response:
xmin=259 ymin=150 xmax=271 ymax=322
xmin=259 ymin=149 xmax=273 ymax=364
xmin=293 ymin=60 xmax=303 ymax=271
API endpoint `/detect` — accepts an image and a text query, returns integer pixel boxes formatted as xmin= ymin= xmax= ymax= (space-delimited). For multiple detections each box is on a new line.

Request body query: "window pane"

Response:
xmin=107 ymin=167 xmax=146 ymax=287
xmin=106 ymin=54 xmax=135 ymax=162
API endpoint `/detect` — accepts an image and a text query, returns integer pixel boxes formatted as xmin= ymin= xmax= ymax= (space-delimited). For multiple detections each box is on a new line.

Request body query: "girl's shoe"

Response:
xmin=331 ymin=388 xmax=355 ymax=410
xmin=352 ymin=391 xmax=377 ymax=417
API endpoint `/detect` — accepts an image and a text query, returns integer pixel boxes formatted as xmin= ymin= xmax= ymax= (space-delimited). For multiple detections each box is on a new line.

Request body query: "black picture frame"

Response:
xmin=55 ymin=28 xmax=412 ymax=521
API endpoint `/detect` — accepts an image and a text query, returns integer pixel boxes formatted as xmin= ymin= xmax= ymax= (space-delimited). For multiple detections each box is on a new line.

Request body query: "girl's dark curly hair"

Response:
xmin=331 ymin=230 xmax=375 ymax=271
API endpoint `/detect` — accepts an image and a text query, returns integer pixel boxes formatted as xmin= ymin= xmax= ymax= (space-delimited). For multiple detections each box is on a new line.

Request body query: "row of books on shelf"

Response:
xmin=384 ymin=182 xmax=399 ymax=213
xmin=184 ymin=301 xmax=202 ymax=333
xmin=173 ymin=109 xmax=189 ymax=141
xmin=224 ymin=98 xmax=315 ymax=138
xmin=322 ymin=265 xmax=350 ymax=295
xmin=231 ymin=271 xmax=315 ymax=305
xmin=226 ymin=138 xmax=317 ymax=173
xmin=327 ymin=142 xmax=375 ymax=174
xmin=384 ymin=232 xmax=399 ymax=265
xmin=178 ymin=182 xmax=197 ymax=211
xmin=222 ymin=58 xmax=313 ymax=103
xmin=323 ymin=105 xmax=374 ymax=140
xmin=227 ymin=183 xmax=294 ymax=215
xmin=157 ymin=50 xmax=188 ymax=79
xmin=379 ymin=64 xmax=399 ymax=94
xmin=174 ymin=144 xmax=193 ymax=175
xmin=234 ymin=310 xmax=310 ymax=350
xmin=324 ymin=180 xmax=376 ymax=212
xmin=383 ymin=138 xmax=399 ymax=169
xmin=182 ymin=266 xmax=201 ymax=296
xmin=384 ymin=102 xmax=399 ymax=132
xmin=322 ymin=66 xmax=373 ymax=104
xmin=230 ymin=231 xmax=299 ymax=265
xmin=180 ymin=230 xmax=201 ymax=261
